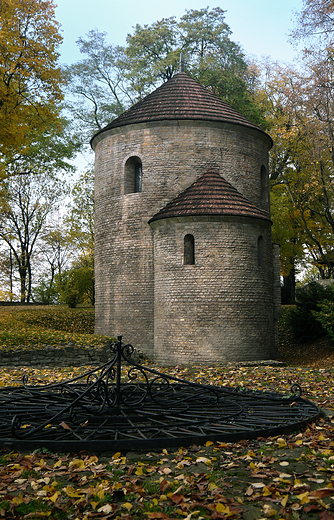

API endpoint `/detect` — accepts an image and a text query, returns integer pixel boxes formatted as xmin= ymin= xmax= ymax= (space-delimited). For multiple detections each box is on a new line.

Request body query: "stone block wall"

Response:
xmin=151 ymin=216 xmax=276 ymax=365
xmin=94 ymin=119 xmax=273 ymax=361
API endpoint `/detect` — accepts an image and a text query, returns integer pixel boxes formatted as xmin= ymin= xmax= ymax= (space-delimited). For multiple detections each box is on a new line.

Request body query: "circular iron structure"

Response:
xmin=0 ymin=337 xmax=321 ymax=452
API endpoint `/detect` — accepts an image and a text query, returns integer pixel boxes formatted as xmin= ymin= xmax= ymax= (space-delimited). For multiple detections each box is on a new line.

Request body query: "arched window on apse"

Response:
xmin=184 ymin=234 xmax=195 ymax=265
xmin=258 ymin=235 xmax=264 ymax=267
xmin=260 ymin=165 xmax=268 ymax=204
xmin=124 ymin=156 xmax=142 ymax=194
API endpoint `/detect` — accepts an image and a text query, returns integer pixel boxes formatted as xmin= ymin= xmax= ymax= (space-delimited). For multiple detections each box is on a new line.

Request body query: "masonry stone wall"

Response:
xmin=150 ymin=216 xmax=275 ymax=365
xmin=0 ymin=345 xmax=145 ymax=368
xmin=94 ymin=119 xmax=274 ymax=361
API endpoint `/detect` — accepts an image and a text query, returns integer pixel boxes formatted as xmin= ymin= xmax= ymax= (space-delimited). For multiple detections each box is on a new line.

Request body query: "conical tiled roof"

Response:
xmin=91 ymin=72 xmax=270 ymax=145
xmin=148 ymin=170 xmax=271 ymax=223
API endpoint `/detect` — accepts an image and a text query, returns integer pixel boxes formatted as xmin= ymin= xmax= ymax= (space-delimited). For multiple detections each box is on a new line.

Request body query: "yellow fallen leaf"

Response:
xmin=112 ymin=452 xmax=121 ymax=460
xmin=122 ymin=502 xmax=133 ymax=511
xmin=262 ymin=504 xmax=276 ymax=517
xmin=281 ymin=495 xmax=288 ymax=507
xmin=69 ymin=458 xmax=86 ymax=471
xmin=87 ymin=455 xmax=99 ymax=464
xmin=247 ymin=451 xmax=256 ymax=458
xmin=208 ymin=482 xmax=217 ymax=491
xmin=216 ymin=503 xmax=229 ymax=513
xmin=48 ymin=491 xmax=60 ymax=503
xmin=263 ymin=486 xmax=271 ymax=496
xmin=136 ymin=467 xmax=144 ymax=476
xmin=322 ymin=450 xmax=332 ymax=456
xmin=97 ymin=489 xmax=105 ymax=500
xmin=205 ymin=441 xmax=213 ymax=446
xmin=276 ymin=438 xmax=287 ymax=448
xmin=64 ymin=486 xmax=83 ymax=498
xmin=11 ymin=494 xmax=24 ymax=505
xmin=296 ymin=491 xmax=310 ymax=504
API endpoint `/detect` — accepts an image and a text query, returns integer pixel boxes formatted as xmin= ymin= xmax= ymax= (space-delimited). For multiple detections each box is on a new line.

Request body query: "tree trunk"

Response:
xmin=281 ymin=266 xmax=296 ymax=305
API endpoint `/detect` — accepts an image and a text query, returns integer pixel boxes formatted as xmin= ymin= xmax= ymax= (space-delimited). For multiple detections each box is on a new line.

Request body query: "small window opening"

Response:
xmin=184 ymin=234 xmax=195 ymax=265
xmin=258 ymin=235 xmax=264 ymax=267
xmin=124 ymin=156 xmax=142 ymax=194
xmin=261 ymin=165 xmax=268 ymax=203
xmin=134 ymin=163 xmax=142 ymax=193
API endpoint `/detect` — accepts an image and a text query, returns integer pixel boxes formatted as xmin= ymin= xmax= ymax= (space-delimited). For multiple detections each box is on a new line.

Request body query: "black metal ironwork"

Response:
xmin=0 ymin=336 xmax=321 ymax=452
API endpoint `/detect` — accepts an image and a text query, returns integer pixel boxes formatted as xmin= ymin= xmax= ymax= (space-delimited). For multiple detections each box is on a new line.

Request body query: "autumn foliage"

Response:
xmin=0 ymin=0 xmax=63 ymax=164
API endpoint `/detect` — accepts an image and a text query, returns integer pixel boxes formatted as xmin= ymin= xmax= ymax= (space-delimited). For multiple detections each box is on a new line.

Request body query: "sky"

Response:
xmin=54 ymin=0 xmax=303 ymax=170
xmin=55 ymin=0 xmax=303 ymax=66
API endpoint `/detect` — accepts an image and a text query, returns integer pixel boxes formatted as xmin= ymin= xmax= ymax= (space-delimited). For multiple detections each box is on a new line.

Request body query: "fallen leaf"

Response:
xmin=59 ymin=421 xmax=71 ymax=430
xmin=97 ymin=503 xmax=113 ymax=513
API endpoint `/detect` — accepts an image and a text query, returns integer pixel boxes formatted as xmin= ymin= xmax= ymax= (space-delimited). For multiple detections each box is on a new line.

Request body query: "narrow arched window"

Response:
xmin=258 ymin=235 xmax=264 ymax=267
xmin=124 ymin=156 xmax=142 ymax=194
xmin=184 ymin=234 xmax=195 ymax=265
xmin=261 ymin=165 xmax=268 ymax=203
xmin=134 ymin=163 xmax=142 ymax=193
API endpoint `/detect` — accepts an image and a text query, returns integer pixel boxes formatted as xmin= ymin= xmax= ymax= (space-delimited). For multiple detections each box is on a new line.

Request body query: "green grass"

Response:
xmin=0 ymin=305 xmax=113 ymax=349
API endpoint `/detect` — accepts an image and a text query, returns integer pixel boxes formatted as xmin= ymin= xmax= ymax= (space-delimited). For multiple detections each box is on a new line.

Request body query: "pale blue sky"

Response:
xmin=55 ymin=0 xmax=303 ymax=65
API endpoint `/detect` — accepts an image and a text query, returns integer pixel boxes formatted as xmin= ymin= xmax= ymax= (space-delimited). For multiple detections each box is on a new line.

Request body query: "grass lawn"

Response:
xmin=0 ymin=305 xmax=333 ymax=519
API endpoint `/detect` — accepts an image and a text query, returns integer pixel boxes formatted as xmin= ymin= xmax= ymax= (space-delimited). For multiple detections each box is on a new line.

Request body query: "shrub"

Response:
xmin=287 ymin=282 xmax=334 ymax=342
xmin=313 ymin=300 xmax=334 ymax=343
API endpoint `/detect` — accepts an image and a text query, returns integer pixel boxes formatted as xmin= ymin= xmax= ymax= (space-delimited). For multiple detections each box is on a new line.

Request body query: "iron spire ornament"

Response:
xmin=179 ymin=52 xmax=185 ymax=73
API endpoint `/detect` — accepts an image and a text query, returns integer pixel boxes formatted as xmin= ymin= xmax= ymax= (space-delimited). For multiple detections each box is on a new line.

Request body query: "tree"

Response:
xmin=56 ymin=170 xmax=95 ymax=307
xmin=33 ymin=221 xmax=72 ymax=304
xmin=125 ymin=7 xmax=266 ymax=127
xmin=291 ymin=0 xmax=334 ymax=52
xmin=64 ymin=169 xmax=94 ymax=256
xmin=63 ymin=30 xmax=132 ymax=147
xmin=0 ymin=169 xmax=68 ymax=302
xmin=0 ymin=0 xmax=64 ymax=167
xmin=64 ymin=7 xmax=267 ymax=142
xmin=0 ymin=246 xmax=17 ymax=301
xmin=264 ymin=61 xmax=334 ymax=286
xmin=56 ymin=254 xmax=94 ymax=308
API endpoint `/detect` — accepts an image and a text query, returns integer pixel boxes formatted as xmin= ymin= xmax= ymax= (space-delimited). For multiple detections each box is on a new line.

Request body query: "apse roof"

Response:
xmin=148 ymin=170 xmax=271 ymax=224
xmin=91 ymin=72 xmax=271 ymax=145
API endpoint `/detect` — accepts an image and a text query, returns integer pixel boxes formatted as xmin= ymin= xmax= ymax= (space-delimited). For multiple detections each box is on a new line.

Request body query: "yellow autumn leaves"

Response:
xmin=0 ymin=0 xmax=64 ymax=163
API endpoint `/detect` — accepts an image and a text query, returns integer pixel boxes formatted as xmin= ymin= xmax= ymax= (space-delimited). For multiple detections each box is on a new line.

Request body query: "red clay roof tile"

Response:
xmin=149 ymin=170 xmax=271 ymax=223
xmin=91 ymin=72 xmax=270 ymax=144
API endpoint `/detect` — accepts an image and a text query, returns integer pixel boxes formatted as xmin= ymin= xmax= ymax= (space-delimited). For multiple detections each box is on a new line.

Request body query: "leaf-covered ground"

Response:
xmin=0 ymin=306 xmax=334 ymax=519
xmin=0 ymin=306 xmax=111 ymax=349
xmin=0 ymin=363 xmax=333 ymax=520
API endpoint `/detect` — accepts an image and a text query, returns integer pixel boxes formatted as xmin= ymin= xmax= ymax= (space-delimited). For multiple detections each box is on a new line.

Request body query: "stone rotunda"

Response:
xmin=91 ymin=71 xmax=281 ymax=365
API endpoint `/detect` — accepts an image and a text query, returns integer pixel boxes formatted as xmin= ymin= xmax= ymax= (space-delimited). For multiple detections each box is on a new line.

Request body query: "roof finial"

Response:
xmin=179 ymin=52 xmax=184 ymax=73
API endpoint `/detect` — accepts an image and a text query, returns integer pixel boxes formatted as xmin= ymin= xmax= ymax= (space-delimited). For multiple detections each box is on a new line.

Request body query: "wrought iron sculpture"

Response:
xmin=0 ymin=336 xmax=321 ymax=452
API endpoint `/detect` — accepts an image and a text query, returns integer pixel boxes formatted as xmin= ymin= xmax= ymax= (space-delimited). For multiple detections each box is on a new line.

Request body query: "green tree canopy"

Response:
xmin=64 ymin=6 xmax=267 ymax=148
